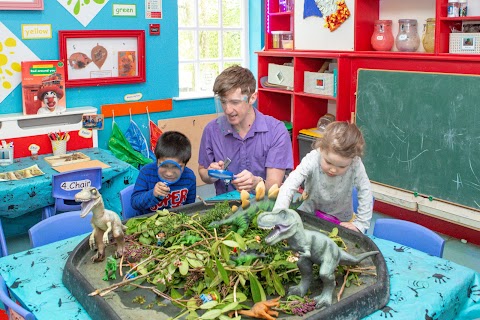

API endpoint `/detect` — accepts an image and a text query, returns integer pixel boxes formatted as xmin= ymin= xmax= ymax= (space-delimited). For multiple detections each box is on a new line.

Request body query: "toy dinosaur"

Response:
xmin=103 ymin=255 xmax=117 ymax=281
xmin=230 ymin=249 xmax=267 ymax=266
xmin=232 ymin=296 xmax=281 ymax=320
xmin=257 ymin=209 xmax=379 ymax=310
xmin=75 ymin=187 xmax=127 ymax=263
xmin=209 ymin=182 xmax=306 ymax=236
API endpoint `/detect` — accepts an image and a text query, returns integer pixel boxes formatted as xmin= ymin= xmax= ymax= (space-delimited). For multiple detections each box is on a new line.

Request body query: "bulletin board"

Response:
xmin=158 ymin=114 xmax=216 ymax=186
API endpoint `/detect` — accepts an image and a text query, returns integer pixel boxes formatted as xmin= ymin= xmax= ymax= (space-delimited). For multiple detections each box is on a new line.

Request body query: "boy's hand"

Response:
xmin=154 ymin=182 xmax=170 ymax=198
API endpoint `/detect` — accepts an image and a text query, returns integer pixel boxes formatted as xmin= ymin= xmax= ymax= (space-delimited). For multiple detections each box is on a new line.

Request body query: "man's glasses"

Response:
xmin=214 ymin=95 xmax=248 ymax=108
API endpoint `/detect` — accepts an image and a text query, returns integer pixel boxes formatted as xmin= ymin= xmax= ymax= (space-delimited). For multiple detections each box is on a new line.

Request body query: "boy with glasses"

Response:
xmin=131 ymin=131 xmax=196 ymax=215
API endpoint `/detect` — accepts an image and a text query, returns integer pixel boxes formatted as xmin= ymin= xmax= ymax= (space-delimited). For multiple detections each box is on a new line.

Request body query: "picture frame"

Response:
xmin=82 ymin=114 xmax=104 ymax=130
xmin=0 ymin=0 xmax=43 ymax=10
xmin=59 ymin=30 xmax=146 ymax=87
xmin=461 ymin=36 xmax=475 ymax=50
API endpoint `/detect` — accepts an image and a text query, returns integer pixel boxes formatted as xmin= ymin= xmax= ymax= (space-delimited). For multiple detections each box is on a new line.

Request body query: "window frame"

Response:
xmin=177 ymin=0 xmax=250 ymax=98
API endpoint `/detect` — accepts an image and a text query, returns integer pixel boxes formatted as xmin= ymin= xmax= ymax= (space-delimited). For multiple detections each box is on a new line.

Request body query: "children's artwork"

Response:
xmin=118 ymin=51 xmax=136 ymax=77
xmin=0 ymin=22 xmax=39 ymax=104
xmin=304 ymin=0 xmax=350 ymax=32
xmin=0 ymin=164 xmax=45 ymax=181
xmin=82 ymin=114 xmax=104 ymax=130
xmin=21 ymin=60 xmax=67 ymax=115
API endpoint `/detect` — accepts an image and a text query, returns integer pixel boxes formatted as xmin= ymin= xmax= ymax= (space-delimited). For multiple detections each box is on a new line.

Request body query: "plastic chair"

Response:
xmin=373 ymin=218 xmax=445 ymax=257
xmin=120 ymin=184 xmax=140 ymax=220
xmin=352 ymin=187 xmax=374 ymax=214
xmin=42 ymin=167 xmax=102 ymax=219
xmin=29 ymin=210 xmax=93 ymax=248
xmin=0 ymin=275 xmax=34 ymax=320
xmin=0 ymin=219 xmax=7 ymax=257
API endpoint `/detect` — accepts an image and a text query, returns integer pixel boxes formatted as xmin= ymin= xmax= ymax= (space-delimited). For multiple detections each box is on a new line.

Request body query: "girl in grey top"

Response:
xmin=273 ymin=121 xmax=373 ymax=233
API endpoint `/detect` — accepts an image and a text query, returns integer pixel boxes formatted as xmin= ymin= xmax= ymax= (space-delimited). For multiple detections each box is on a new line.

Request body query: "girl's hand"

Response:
xmin=340 ymin=222 xmax=360 ymax=232
xmin=154 ymin=182 xmax=170 ymax=198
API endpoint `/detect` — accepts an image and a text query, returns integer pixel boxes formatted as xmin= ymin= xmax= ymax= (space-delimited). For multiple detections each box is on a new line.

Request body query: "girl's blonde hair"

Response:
xmin=314 ymin=121 xmax=365 ymax=158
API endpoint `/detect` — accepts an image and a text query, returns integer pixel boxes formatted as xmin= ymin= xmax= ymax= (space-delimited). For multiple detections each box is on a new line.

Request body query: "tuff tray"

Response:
xmin=63 ymin=202 xmax=389 ymax=320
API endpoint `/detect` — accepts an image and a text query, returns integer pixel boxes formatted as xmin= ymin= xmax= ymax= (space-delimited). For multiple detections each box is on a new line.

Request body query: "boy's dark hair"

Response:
xmin=154 ymin=131 xmax=192 ymax=164
xmin=213 ymin=65 xmax=256 ymax=97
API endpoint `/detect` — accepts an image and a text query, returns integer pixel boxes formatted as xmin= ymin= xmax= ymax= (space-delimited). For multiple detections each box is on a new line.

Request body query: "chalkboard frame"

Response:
xmin=355 ymin=69 xmax=480 ymax=211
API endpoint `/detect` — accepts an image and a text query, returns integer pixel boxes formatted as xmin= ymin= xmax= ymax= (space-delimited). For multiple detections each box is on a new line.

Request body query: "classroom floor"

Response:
xmin=6 ymin=184 xmax=480 ymax=273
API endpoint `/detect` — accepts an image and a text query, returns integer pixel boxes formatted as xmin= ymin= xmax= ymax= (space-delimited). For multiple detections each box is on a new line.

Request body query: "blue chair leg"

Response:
xmin=0 ymin=219 xmax=8 ymax=257
xmin=42 ymin=205 xmax=55 ymax=220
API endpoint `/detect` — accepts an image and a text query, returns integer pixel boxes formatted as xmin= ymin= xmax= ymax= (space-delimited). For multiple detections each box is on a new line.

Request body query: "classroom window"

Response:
xmin=178 ymin=0 xmax=249 ymax=97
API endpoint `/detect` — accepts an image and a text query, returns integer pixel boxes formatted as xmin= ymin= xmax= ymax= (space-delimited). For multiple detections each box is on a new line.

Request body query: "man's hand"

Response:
xmin=153 ymin=182 xmax=170 ymax=198
xmin=232 ymin=170 xmax=262 ymax=192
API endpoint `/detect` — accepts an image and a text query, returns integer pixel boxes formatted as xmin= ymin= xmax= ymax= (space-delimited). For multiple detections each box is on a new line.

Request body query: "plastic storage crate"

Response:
xmin=297 ymin=133 xmax=316 ymax=161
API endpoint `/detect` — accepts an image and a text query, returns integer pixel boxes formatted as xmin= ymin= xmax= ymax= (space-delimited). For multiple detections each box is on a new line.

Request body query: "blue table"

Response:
xmin=0 ymin=148 xmax=139 ymax=235
xmin=0 ymin=234 xmax=478 ymax=320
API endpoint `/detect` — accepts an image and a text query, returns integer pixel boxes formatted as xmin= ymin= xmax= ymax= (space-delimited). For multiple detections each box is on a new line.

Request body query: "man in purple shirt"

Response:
xmin=198 ymin=66 xmax=293 ymax=195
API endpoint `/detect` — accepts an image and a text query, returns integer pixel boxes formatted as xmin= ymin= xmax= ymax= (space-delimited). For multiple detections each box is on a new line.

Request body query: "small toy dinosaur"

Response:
xmin=257 ymin=209 xmax=379 ymax=310
xmin=232 ymin=296 xmax=281 ymax=320
xmin=75 ymin=187 xmax=127 ymax=262
xmin=230 ymin=249 xmax=267 ymax=266
xmin=103 ymin=255 xmax=117 ymax=281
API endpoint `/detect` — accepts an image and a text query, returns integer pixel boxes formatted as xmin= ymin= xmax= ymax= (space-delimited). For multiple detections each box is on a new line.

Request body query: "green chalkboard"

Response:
xmin=356 ymin=69 xmax=480 ymax=210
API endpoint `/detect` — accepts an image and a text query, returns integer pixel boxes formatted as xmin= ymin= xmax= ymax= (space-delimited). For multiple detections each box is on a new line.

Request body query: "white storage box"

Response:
xmin=268 ymin=63 xmax=294 ymax=88
xmin=304 ymin=71 xmax=337 ymax=97
xmin=449 ymin=33 xmax=480 ymax=54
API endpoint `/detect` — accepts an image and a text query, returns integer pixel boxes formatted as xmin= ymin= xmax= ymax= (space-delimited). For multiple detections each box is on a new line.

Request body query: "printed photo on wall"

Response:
xmin=118 ymin=51 xmax=136 ymax=77
xmin=82 ymin=114 xmax=104 ymax=130
xmin=21 ymin=60 xmax=67 ymax=115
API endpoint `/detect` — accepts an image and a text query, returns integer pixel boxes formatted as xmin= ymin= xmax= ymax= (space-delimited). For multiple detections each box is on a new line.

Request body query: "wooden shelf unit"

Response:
xmin=259 ymin=0 xmax=480 ymax=167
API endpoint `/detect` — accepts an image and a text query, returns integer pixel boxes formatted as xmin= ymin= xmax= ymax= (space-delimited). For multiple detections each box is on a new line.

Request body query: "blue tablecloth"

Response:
xmin=0 ymin=233 xmax=478 ymax=319
xmin=0 ymin=148 xmax=139 ymax=235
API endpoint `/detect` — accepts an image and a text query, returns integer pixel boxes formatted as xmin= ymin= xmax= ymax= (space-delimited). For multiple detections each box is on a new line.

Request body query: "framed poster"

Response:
xmin=0 ymin=0 xmax=43 ymax=10
xmin=59 ymin=30 xmax=146 ymax=87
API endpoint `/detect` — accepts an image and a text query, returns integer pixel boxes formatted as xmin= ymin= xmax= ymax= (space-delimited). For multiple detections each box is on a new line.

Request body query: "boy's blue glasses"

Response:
xmin=157 ymin=160 xmax=184 ymax=185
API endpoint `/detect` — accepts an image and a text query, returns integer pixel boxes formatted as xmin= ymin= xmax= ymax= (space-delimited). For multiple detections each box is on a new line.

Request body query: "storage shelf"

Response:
xmin=296 ymin=92 xmax=337 ymax=101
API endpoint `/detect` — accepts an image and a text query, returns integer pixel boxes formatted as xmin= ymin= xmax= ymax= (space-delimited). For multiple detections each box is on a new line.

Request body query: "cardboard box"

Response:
xmin=268 ymin=63 xmax=294 ymax=88
xmin=304 ymin=70 xmax=337 ymax=97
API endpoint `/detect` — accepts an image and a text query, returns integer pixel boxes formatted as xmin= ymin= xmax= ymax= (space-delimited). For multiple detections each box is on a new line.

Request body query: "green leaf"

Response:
xmin=200 ymin=300 xmax=218 ymax=309
xmin=238 ymin=274 xmax=246 ymax=286
xmin=233 ymin=233 xmax=246 ymax=250
xmin=248 ymin=273 xmax=266 ymax=303
xmin=187 ymin=257 xmax=203 ymax=268
xmin=187 ymin=298 xmax=199 ymax=310
xmin=216 ymin=258 xmax=230 ymax=284
xmin=121 ymin=278 xmax=145 ymax=292
xmin=171 ymin=288 xmax=182 ymax=299
xmin=222 ymin=240 xmax=239 ymax=248
xmin=205 ymin=266 xmax=216 ymax=280
xmin=200 ymin=309 xmax=222 ymax=319
xmin=138 ymin=234 xmax=152 ymax=245
xmin=271 ymin=270 xmax=286 ymax=296
xmin=186 ymin=311 xmax=200 ymax=320
xmin=224 ymin=291 xmax=247 ymax=303
xmin=208 ymin=275 xmax=222 ymax=289
xmin=167 ymin=262 xmax=177 ymax=274
xmin=179 ymin=258 xmax=189 ymax=275
xmin=210 ymin=240 xmax=221 ymax=256
xmin=220 ymin=244 xmax=230 ymax=262
xmin=220 ymin=301 xmax=239 ymax=313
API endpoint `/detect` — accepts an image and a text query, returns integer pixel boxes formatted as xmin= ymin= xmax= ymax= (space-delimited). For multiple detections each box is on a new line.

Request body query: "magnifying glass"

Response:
xmin=157 ymin=160 xmax=183 ymax=186
xmin=208 ymin=169 xmax=235 ymax=193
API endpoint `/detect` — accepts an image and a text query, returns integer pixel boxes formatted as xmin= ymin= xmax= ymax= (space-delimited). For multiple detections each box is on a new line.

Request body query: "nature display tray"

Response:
xmin=63 ymin=202 xmax=389 ymax=320
xmin=44 ymin=152 xmax=90 ymax=167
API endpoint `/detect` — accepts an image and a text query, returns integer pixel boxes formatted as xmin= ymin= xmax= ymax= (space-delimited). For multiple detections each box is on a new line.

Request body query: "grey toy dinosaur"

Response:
xmin=75 ymin=187 xmax=126 ymax=262
xmin=257 ymin=208 xmax=379 ymax=310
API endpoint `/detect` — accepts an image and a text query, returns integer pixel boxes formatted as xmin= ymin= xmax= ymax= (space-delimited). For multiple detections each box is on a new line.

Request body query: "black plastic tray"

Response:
xmin=63 ymin=202 xmax=389 ymax=320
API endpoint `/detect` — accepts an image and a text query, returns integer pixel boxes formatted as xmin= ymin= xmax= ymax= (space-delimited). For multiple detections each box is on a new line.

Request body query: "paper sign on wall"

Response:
xmin=145 ymin=0 xmax=162 ymax=19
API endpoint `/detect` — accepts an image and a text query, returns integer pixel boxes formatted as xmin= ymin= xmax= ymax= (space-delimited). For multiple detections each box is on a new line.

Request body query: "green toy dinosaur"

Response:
xmin=230 ymin=249 xmax=267 ymax=266
xmin=208 ymin=183 xmax=306 ymax=236
xmin=257 ymin=208 xmax=379 ymax=310
xmin=103 ymin=255 xmax=117 ymax=281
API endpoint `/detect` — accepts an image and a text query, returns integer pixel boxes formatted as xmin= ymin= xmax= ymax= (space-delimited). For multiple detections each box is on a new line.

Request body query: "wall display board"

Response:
xmin=356 ymin=69 xmax=480 ymax=211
